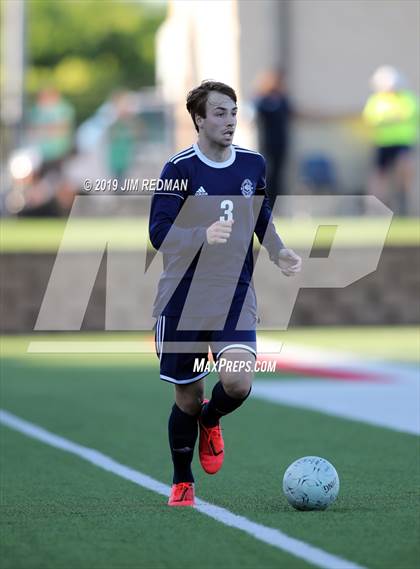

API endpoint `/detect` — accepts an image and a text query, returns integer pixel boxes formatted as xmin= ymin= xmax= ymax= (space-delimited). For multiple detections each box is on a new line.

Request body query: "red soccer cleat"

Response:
xmin=168 ymin=482 xmax=195 ymax=507
xmin=199 ymin=399 xmax=225 ymax=474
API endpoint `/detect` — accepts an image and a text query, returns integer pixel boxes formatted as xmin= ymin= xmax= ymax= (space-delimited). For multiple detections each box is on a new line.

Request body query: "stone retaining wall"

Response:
xmin=1 ymin=247 xmax=419 ymax=332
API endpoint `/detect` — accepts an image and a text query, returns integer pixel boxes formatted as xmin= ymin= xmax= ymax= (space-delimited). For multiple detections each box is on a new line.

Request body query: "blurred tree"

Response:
xmin=27 ymin=0 xmax=166 ymax=123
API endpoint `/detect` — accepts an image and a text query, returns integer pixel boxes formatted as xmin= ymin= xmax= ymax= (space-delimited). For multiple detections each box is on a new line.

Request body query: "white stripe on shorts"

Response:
xmin=160 ymin=370 xmax=210 ymax=385
xmin=159 ymin=316 xmax=166 ymax=358
xmin=216 ymin=343 xmax=257 ymax=360
xmin=156 ymin=316 xmax=162 ymax=357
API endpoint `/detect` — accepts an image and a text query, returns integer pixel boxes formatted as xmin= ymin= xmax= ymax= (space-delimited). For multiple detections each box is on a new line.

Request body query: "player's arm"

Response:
xmin=254 ymin=156 xmax=301 ymax=276
xmin=149 ymin=162 xmax=207 ymax=253
xmin=254 ymin=194 xmax=301 ymax=276
xmin=254 ymin=189 xmax=283 ymax=257
xmin=150 ymin=199 xmax=233 ymax=250
xmin=149 ymin=162 xmax=235 ymax=251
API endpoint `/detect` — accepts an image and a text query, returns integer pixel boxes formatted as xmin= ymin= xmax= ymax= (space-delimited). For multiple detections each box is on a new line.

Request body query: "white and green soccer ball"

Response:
xmin=282 ymin=456 xmax=339 ymax=511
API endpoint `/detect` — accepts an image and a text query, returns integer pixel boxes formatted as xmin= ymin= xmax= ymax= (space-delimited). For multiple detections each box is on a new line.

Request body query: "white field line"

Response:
xmin=0 ymin=409 xmax=366 ymax=569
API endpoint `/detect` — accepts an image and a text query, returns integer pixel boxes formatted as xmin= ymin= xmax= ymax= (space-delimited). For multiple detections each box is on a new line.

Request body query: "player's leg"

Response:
xmin=367 ymin=147 xmax=391 ymax=209
xmin=169 ymin=380 xmax=204 ymax=485
xmin=201 ymin=347 xmax=254 ymax=428
xmin=198 ymin=348 xmax=255 ymax=474
xmin=155 ymin=315 xmax=209 ymax=505
xmin=198 ymin=318 xmax=257 ymax=474
xmin=393 ymin=149 xmax=414 ymax=215
xmin=167 ymin=379 xmax=206 ymax=506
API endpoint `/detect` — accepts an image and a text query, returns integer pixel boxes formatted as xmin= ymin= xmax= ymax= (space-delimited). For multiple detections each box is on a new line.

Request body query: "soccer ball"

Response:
xmin=282 ymin=456 xmax=339 ymax=511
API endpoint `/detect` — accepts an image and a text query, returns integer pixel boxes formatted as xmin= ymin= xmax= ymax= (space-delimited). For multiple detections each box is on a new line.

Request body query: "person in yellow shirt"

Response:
xmin=363 ymin=66 xmax=418 ymax=215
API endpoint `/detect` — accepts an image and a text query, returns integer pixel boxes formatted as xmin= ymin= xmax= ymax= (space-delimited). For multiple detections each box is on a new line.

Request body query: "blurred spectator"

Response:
xmin=6 ymin=146 xmax=76 ymax=217
xmin=7 ymin=88 xmax=76 ymax=217
xmin=106 ymin=91 xmax=139 ymax=187
xmin=254 ymin=70 xmax=293 ymax=208
xmin=363 ymin=66 xmax=419 ymax=215
xmin=27 ymin=87 xmax=75 ymax=169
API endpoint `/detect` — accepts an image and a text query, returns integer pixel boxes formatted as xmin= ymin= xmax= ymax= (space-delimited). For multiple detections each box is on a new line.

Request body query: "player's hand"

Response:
xmin=206 ymin=220 xmax=234 ymax=244
xmin=276 ymin=248 xmax=302 ymax=277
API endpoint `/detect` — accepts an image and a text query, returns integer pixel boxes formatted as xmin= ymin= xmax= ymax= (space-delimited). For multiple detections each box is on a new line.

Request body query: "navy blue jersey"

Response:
xmin=149 ymin=143 xmax=284 ymax=319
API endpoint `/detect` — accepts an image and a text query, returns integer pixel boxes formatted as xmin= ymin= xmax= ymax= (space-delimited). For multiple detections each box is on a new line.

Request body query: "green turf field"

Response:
xmin=1 ymin=328 xmax=419 ymax=569
xmin=1 ymin=216 xmax=419 ymax=251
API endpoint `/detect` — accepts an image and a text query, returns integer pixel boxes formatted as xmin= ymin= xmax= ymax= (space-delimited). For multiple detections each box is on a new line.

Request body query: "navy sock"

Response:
xmin=200 ymin=381 xmax=252 ymax=428
xmin=168 ymin=404 xmax=198 ymax=484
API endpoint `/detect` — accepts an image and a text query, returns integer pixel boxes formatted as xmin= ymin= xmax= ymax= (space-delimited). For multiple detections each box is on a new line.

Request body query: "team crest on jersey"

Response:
xmin=240 ymin=178 xmax=254 ymax=198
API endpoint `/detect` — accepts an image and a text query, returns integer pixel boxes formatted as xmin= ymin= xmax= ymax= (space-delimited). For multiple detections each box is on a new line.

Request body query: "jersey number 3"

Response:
xmin=220 ymin=199 xmax=233 ymax=222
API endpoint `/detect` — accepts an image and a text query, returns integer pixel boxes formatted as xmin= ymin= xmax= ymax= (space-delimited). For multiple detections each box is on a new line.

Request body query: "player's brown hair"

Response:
xmin=186 ymin=80 xmax=237 ymax=132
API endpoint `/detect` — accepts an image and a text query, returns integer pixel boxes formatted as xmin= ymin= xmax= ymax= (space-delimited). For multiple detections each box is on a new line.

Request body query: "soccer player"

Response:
xmin=149 ymin=81 xmax=301 ymax=506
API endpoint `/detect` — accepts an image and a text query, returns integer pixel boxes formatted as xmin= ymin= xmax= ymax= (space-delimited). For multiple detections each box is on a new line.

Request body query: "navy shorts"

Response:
xmin=154 ymin=312 xmax=257 ymax=385
xmin=375 ymin=145 xmax=412 ymax=171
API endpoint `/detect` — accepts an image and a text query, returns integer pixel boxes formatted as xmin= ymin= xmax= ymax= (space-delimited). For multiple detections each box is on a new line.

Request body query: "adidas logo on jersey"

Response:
xmin=195 ymin=186 xmax=208 ymax=196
